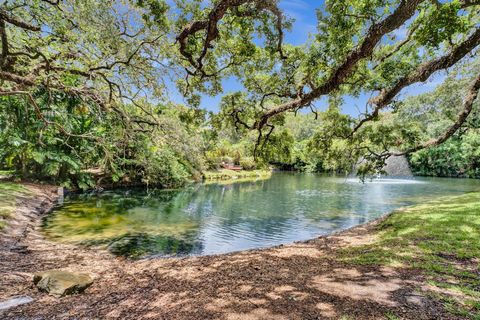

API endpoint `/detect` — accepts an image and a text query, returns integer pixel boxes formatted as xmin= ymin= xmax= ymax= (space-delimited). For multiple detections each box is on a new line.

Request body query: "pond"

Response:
xmin=43 ymin=173 xmax=480 ymax=258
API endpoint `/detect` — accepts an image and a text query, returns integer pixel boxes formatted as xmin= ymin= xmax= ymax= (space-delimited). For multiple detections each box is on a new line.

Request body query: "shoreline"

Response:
xmin=0 ymin=183 xmax=471 ymax=319
xmin=1 ymin=181 xmax=389 ymax=260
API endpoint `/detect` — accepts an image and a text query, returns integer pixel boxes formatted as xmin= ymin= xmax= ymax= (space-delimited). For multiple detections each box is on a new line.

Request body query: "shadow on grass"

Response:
xmin=339 ymin=193 xmax=480 ymax=319
xmin=0 ymin=182 xmax=30 ymax=226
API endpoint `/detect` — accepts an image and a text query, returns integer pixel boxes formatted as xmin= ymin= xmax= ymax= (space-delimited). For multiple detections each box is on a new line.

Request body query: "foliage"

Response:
xmin=0 ymin=90 xmax=102 ymax=188
xmin=395 ymin=64 xmax=480 ymax=178
xmin=1 ymin=1 xmax=480 ymax=185
xmin=202 ymin=169 xmax=271 ymax=181
xmin=0 ymin=91 xmax=206 ymax=189
xmin=239 ymin=157 xmax=256 ymax=170
xmin=409 ymin=131 xmax=480 ymax=178
xmin=168 ymin=0 xmax=480 ymax=175
xmin=414 ymin=0 xmax=470 ymax=48
xmin=1 ymin=0 xmax=170 ymax=105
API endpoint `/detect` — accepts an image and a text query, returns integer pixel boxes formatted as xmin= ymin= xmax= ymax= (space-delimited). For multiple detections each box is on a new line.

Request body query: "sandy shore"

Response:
xmin=0 ymin=184 xmax=457 ymax=319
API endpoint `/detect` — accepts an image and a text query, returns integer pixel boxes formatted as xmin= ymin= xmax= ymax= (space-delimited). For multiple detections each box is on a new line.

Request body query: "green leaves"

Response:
xmin=409 ymin=130 xmax=480 ymax=178
xmin=0 ymin=91 xmax=100 ymax=187
xmin=415 ymin=1 xmax=470 ymax=48
xmin=136 ymin=0 xmax=169 ymax=28
xmin=31 ymin=151 xmax=46 ymax=165
xmin=2 ymin=0 xmax=479 ymax=186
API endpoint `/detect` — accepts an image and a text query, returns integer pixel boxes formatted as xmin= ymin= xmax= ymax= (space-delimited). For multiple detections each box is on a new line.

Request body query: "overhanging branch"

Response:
xmin=254 ymin=0 xmax=425 ymax=130
xmin=176 ymin=0 xmax=286 ymax=75
xmin=390 ymin=74 xmax=480 ymax=156
xmin=352 ymin=28 xmax=480 ymax=134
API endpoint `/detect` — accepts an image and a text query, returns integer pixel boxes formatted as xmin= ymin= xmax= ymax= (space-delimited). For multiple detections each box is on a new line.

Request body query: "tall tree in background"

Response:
xmin=0 ymin=1 xmax=208 ymax=187
xmin=0 ymin=0 xmax=171 ymax=128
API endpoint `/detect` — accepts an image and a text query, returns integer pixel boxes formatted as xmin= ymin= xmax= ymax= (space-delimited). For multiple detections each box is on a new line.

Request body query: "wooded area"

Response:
xmin=0 ymin=0 xmax=479 ymax=187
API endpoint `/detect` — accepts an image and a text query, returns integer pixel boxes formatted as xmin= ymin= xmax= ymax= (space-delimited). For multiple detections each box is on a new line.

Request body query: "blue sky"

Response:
xmin=169 ymin=0 xmax=445 ymax=117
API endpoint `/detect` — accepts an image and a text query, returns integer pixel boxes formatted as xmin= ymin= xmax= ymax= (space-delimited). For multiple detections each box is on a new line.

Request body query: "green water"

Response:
xmin=43 ymin=173 xmax=480 ymax=258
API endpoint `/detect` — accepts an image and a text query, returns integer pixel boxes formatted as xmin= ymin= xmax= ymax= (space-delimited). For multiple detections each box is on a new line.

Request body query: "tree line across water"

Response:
xmin=0 ymin=0 xmax=479 ymax=189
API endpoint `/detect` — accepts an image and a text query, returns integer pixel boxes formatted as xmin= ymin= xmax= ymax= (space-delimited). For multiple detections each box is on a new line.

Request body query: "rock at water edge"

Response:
xmin=33 ymin=270 xmax=93 ymax=297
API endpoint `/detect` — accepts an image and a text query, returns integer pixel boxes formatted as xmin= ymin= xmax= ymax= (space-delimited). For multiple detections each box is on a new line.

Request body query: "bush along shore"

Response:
xmin=202 ymin=169 xmax=272 ymax=181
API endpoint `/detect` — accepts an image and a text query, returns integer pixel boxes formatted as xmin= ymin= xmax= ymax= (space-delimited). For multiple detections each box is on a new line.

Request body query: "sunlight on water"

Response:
xmin=345 ymin=178 xmax=425 ymax=184
xmin=43 ymin=173 xmax=480 ymax=258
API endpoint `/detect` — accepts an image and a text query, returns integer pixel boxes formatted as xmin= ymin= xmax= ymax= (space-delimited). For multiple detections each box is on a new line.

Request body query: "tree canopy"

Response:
xmin=1 ymin=0 xmax=480 ymax=186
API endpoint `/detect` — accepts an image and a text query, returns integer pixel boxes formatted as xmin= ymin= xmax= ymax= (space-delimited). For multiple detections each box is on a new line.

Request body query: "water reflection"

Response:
xmin=43 ymin=173 xmax=480 ymax=258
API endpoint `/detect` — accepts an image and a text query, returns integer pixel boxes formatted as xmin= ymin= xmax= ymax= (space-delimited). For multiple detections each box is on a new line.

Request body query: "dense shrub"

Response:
xmin=239 ymin=157 xmax=256 ymax=170
xmin=409 ymin=131 xmax=480 ymax=178
xmin=0 ymin=92 xmax=205 ymax=189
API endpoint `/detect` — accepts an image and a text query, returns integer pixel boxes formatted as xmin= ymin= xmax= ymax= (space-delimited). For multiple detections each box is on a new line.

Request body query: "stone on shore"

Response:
xmin=33 ymin=270 xmax=93 ymax=297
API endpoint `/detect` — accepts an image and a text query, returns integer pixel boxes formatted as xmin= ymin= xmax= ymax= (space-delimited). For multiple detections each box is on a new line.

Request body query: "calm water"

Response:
xmin=43 ymin=173 xmax=480 ymax=258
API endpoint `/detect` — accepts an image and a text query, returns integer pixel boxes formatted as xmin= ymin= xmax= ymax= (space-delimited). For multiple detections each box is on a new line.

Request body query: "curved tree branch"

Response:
xmin=176 ymin=0 xmax=286 ymax=75
xmin=253 ymin=0 xmax=425 ymax=130
xmin=353 ymin=28 xmax=480 ymax=134
xmin=0 ymin=9 xmax=40 ymax=31
xmin=390 ymin=74 xmax=480 ymax=155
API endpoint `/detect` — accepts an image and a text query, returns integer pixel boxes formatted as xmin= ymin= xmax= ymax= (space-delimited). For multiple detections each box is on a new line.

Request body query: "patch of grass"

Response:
xmin=0 ymin=182 xmax=29 ymax=230
xmin=202 ymin=169 xmax=272 ymax=181
xmin=384 ymin=311 xmax=401 ymax=320
xmin=0 ymin=169 xmax=14 ymax=176
xmin=0 ymin=182 xmax=27 ymax=193
xmin=339 ymin=192 xmax=480 ymax=319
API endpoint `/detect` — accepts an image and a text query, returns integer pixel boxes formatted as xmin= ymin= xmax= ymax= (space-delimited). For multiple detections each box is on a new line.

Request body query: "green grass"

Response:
xmin=384 ymin=311 xmax=401 ymax=320
xmin=339 ymin=192 xmax=480 ymax=319
xmin=202 ymin=169 xmax=272 ymax=181
xmin=0 ymin=169 xmax=14 ymax=176
xmin=0 ymin=182 xmax=30 ymax=230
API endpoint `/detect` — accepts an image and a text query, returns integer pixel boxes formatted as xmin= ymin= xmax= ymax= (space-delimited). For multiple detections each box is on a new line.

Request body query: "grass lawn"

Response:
xmin=339 ymin=192 xmax=480 ymax=319
xmin=202 ymin=169 xmax=272 ymax=181
xmin=0 ymin=182 xmax=30 ymax=230
xmin=0 ymin=169 xmax=14 ymax=176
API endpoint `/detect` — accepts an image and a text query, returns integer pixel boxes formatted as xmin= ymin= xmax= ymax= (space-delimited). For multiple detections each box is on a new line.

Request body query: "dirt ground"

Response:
xmin=0 ymin=184 xmax=459 ymax=319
